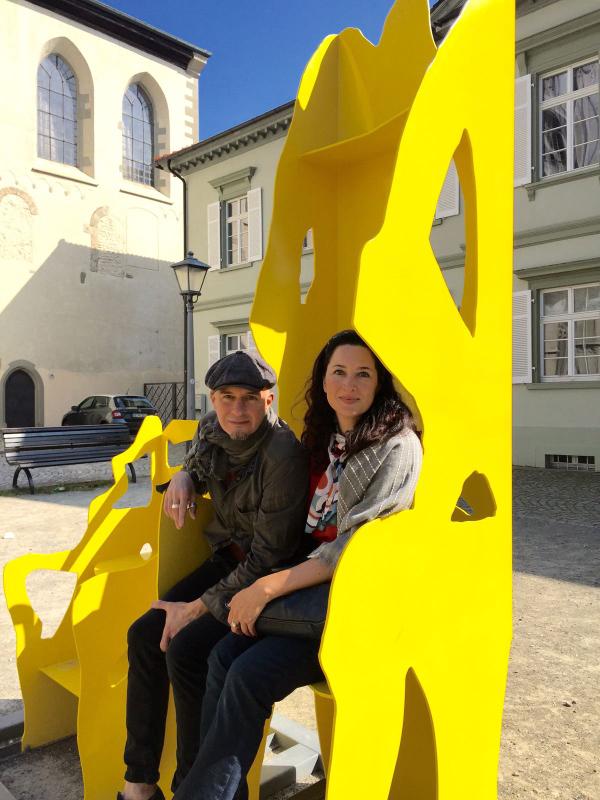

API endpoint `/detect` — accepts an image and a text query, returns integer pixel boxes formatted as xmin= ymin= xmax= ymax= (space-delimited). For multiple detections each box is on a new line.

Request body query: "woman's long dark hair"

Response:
xmin=301 ymin=330 xmax=417 ymax=467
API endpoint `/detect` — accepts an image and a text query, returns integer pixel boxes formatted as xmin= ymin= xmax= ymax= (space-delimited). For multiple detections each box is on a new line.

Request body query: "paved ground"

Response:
xmin=0 ymin=463 xmax=599 ymax=798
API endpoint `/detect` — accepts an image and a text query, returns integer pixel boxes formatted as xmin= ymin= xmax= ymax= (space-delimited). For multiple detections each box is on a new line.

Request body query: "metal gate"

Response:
xmin=144 ymin=382 xmax=185 ymax=426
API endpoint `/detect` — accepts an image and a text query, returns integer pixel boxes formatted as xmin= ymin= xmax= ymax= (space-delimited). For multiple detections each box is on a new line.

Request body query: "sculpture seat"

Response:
xmin=3 ymin=417 xmax=229 ymax=800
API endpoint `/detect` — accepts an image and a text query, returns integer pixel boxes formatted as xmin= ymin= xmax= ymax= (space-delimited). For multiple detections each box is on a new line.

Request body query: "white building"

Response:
xmin=0 ymin=0 xmax=209 ymax=426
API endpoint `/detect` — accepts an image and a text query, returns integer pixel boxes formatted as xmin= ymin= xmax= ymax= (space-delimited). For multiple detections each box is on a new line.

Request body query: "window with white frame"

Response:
xmin=223 ymin=330 xmax=257 ymax=356
xmin=225 ymin=196 xmax=249 ymax=266
xmin=541 ymin=283 xmax=600 ymax=379
xmin=540 ymin=59 xmax=599 ymax=177
xmin=208 ymin=329 xmax=259 ymax=367
xmin=207 ymin=187 xmax=262 ymax=269
xmin=37 ymin=54 xmax=78 ymax=166
xmin=122 ymin=83 xmax=154 ymax=186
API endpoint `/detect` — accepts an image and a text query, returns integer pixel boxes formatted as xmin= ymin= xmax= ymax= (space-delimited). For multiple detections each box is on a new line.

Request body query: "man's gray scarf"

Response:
xmin=185 ymin=407 xmax=278 ymax=489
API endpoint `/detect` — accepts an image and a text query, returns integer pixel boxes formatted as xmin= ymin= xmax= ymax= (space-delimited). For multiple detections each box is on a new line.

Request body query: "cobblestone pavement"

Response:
xmin=513 ymin=465 xmax=600 ymax=528
xmin=0 ymin=465 xmax=599 ymax=799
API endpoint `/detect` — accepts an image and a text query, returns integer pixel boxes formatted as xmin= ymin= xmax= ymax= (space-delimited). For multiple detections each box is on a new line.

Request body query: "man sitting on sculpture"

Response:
xmin=118 ymin=350 xmax=309 ymax=800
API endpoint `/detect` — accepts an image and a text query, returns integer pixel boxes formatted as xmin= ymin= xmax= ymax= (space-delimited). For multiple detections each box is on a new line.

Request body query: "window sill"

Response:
xmin=120 ymin=181 xmax=173 ymax=204
xmin=216 ymin=262 xmax=255 ymax=273
xmin=525 ymin=165 xmax=600 ymax=201
xmin=32 ymin=160 xmax=98 ymax=187
xmin=526 ymin=380 xmax=600 ymax=389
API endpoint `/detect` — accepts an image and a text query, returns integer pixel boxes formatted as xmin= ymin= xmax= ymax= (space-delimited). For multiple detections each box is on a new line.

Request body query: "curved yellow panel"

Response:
xmin=3 ymin=417 xmax=211 ymax=799
xmin=252 ymin=0 xmax=514 ymax=797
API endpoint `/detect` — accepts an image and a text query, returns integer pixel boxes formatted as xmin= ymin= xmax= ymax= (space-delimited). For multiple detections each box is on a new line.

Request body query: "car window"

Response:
xmin=116 ymin=396 xmax=153 ymax=409
xmin=79 ymin=397 xmax=95 ymax=410
xmin=93 ymin=396 xmax=109 ymax=408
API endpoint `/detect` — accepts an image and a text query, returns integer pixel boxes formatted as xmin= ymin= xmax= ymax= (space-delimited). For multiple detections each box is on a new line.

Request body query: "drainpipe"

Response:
xmin=160 ymin=159 xmax=190 ymax=421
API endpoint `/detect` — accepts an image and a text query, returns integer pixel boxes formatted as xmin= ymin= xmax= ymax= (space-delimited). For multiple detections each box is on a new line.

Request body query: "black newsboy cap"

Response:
xmin=205 ymin=350 xmax=276 ymax=391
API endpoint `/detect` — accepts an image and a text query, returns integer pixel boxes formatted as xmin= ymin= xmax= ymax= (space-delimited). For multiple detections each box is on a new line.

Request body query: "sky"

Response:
xmin=107 ymin=0 xmax=438 ymax=140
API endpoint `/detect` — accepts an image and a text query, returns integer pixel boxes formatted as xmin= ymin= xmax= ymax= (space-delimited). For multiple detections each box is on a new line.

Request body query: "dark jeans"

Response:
xmin=124 ymin=555 xmax=235 ymax=790
xmin=172 ymin=632 xmax=325 ymax=800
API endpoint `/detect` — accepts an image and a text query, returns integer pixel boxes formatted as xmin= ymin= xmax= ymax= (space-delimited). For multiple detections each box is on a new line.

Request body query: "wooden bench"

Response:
xmin=1 ymin=425 xmax=136 ymax=494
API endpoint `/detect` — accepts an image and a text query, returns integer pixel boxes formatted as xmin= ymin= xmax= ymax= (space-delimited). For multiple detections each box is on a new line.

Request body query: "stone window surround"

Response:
xmin=517 ymin=11 xmax=600 ymax=199
xmin=518 ymin=259 xmax=600 ymax=389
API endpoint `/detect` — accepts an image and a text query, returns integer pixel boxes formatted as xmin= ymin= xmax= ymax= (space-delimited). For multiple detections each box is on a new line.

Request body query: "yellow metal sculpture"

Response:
xmin=4 ymin=0 xmax=513 ymax=798
xmin=251 ymin=0 xmax=514 ymax=797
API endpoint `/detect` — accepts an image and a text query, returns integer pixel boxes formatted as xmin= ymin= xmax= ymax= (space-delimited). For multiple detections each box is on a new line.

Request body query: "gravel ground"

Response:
xmin=0 ymin=464 xmax=599 ymax=799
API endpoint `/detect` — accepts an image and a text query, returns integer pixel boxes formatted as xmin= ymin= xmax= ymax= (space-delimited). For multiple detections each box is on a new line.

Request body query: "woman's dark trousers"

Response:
xmin=172 ymin=632 xmax=325 ymax=800
xmin=123 ymin=555 xmax=234 ymax=791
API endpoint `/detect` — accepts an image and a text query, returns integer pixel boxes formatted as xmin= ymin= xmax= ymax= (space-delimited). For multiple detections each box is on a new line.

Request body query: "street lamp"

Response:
xmin=171 ymin=251 xmax=210 ymax=420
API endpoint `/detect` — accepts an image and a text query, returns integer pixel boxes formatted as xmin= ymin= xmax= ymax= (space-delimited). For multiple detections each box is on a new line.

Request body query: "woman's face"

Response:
xmin=323 ymin=344 xmax=378 ymax=432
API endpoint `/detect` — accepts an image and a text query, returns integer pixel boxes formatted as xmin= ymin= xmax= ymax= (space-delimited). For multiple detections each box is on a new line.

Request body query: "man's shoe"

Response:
xmin=116 ymin=789 xmax=165 ymax=800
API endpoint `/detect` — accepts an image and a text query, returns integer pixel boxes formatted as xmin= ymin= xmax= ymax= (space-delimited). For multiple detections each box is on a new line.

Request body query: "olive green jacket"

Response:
xmin=183 ymin=413 xmax=308 ymax=622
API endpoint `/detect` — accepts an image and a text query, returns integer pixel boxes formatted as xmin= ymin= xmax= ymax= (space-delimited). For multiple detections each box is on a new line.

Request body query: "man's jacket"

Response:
xmin=183 ymin=412 xmax=308 ymax=622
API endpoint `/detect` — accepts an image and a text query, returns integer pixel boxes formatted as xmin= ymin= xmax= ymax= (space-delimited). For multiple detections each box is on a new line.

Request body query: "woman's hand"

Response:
xmin=227 ymin=580 xmax=271 ymax=637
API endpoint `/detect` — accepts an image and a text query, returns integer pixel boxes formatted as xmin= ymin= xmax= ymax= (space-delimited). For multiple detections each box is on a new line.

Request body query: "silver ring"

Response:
xmin=187 ymin=502 xmax=197 ymax=510
xmin=170 ymin=503 xmax=180 ymax=509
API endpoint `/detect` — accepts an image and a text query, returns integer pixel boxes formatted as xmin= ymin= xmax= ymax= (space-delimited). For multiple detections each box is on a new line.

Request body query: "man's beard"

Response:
xmin=229 ymin=431 xmax=251 ymax=441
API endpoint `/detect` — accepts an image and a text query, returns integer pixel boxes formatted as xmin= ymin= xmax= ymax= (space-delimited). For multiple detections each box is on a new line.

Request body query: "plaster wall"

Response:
xmin=0 ymin=0 xmax=200 ymax=425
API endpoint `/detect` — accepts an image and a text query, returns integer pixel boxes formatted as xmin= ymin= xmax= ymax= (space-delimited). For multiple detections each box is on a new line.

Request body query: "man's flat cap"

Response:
xmin=205 ymin=350 xmax=276 ymax=391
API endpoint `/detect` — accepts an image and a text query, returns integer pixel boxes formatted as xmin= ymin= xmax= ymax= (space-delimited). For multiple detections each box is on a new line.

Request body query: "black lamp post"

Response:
xmin=171 ymin=251 xmax=210 ymax=420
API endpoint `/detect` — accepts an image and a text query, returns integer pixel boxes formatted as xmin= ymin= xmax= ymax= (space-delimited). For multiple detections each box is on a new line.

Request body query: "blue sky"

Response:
xmin=107 ymin=0 xmax=437 ymax=140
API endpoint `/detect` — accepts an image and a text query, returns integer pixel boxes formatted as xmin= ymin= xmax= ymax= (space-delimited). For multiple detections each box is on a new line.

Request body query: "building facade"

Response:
xmin=0 ymin=0 xmax=209 ymax=427
xmin=430 ymin=0 xmax=600 ymax=470
xmin=162 ymin=0 xmax=600 ymax=470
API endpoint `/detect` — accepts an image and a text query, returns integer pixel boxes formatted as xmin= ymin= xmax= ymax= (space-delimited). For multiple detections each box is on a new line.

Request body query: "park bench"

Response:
xmin=1 ymin=425 xmax=137 ymax=494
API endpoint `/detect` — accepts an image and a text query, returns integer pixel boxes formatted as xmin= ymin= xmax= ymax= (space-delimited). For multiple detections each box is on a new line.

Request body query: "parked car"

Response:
xmin=61 ymin=395 xmax=158 ymax=436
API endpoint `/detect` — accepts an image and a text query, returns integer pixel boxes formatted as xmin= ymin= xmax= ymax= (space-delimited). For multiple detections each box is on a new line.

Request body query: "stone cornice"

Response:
xmin=157 ymin=102 xmax=294 ymax=173
xmin=516 ymin=8 xmax=600 ymax=54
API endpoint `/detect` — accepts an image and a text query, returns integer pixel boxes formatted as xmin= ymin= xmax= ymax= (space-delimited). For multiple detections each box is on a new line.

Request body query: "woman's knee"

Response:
xmin=206 ymin=635 xmax=241 ymax=685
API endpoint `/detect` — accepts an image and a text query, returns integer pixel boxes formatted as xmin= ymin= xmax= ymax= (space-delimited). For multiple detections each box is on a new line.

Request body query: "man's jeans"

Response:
xmin=123 ymin=555 xmax=235 ymax=790
xmin=172 ymin=632 xmax=325 ymax=800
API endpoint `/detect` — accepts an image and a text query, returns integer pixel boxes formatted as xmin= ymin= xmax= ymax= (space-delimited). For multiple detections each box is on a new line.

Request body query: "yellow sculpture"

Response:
xmin=251 ymin=0 xmax=514 ymax=797
xmin=4 ymin=0 xmax=513 ymax=797
xmin=3 ymin=417 xmax=269 ymax=800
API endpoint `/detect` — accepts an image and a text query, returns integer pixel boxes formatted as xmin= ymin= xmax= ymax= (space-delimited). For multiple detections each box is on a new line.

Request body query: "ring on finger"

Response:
xmin=170 ymin=502 xmax=181 ymax=509
xmin=231 ymin=621 xmax=240 ymax=629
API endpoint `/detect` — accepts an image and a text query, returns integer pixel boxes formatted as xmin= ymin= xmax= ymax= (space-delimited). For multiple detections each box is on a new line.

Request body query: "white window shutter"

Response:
xmin=207 ymin=201 xmax=221 ymax=269
xmin=208 ymin=335 xmax=221 ymax=367
xmin=514 ymin=75 xmax=532 ymax=187
xmin=247 ymin=187 xmax=263 ymax=262
xmin=513 ymin=290 xmax=532 ymax=384
xmin=435 ymin=160 xmax=459 ymax=220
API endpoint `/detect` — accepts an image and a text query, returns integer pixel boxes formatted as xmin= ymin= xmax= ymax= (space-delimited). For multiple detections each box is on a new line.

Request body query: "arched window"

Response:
xmin=37 ymin=54 xmax=77 ymax=165
xmin=122 ymin=84 xmax=154 ymax=185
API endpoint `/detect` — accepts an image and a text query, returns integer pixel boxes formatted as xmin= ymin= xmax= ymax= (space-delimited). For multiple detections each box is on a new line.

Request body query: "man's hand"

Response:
xmin=163 ymin=471 xmax=197 ymax=530
xmin=152 ymin=598 xmax=207 ymax=652
xmin=226 ymin=580 xmax=271 ymax=637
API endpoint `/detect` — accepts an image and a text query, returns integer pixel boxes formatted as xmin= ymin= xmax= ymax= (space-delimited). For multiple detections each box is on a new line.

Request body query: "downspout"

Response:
xmin=166 ymin=158 xmax=188 ymax=257
xmin=160 ymin=159 xmax=190 ymax=421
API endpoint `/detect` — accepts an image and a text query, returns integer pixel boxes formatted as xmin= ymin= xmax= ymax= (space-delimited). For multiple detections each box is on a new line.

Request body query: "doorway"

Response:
xmin=5 ymin=369 xmax=36 ymax=427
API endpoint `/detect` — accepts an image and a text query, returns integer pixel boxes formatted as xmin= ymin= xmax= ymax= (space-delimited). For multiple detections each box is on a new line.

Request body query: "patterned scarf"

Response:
xmin=305 ymin=433 xmax=347 ymax=534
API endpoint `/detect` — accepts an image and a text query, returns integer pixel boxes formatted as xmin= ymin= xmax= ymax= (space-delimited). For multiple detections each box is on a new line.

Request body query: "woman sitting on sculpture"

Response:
xmin=173 ymin=328 xmax=423 ymax=800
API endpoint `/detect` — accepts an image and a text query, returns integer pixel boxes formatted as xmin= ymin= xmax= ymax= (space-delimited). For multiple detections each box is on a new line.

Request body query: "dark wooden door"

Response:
xmin=5 ymin=370 xmax=35 ymax=427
